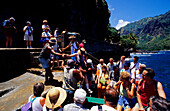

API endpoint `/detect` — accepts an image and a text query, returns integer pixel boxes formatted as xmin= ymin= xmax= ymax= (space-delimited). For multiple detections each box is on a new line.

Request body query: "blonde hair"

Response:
xmin=120 ymin=71 xmax=131 ymax=80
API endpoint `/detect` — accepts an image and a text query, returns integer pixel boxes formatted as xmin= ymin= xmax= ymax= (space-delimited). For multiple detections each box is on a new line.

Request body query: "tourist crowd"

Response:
xmin=5 ymin=18 xmax=169 ymax=111
xmin=27 ymin=36 xmax=169 ymax=111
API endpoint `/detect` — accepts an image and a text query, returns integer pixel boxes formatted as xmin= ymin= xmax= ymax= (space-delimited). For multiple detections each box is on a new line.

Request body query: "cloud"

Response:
xmin=108 ymin=5 xmax=115 ymax=11
xmin=115 ymin=19 xmax=130 ymax=30
xmin=109 ymin=8 xmax=115 ymax=11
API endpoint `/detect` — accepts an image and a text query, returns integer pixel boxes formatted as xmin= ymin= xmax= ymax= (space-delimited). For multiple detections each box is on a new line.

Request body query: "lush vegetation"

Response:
xmin=106 ymin=24 xmax=138 ymax=50
xmin=120 ymin=10 xmax=170 ymax=51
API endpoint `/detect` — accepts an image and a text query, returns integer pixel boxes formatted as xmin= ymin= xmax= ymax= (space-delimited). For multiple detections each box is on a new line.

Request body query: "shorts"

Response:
xmin=87 ymin=74 xmax=92 ymax=81
xmin=110 ymin=80 xmax=117 ymax=87
xmin=38 ymin=57 xmax=50 ymax=69
xmin=118 ymin=95 xmax=137 ymax=109
xmin=50 ymin=54 xmax=59 ymax=59
xmin=134 ymin=103 xmax=150 ymax=111
xmin=24 ymin=35 xmax=33 ymax=41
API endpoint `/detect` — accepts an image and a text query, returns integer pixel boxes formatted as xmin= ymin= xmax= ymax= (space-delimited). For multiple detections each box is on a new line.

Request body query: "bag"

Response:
xmin=21 ymin=96 xmax=37 ymax=111
xmin=40 ymin=37 xmax=50 ymax=43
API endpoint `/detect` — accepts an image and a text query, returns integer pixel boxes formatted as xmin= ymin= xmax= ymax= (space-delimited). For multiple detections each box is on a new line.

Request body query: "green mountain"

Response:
xmin=120 ymin=11 xmax=170 ymax=51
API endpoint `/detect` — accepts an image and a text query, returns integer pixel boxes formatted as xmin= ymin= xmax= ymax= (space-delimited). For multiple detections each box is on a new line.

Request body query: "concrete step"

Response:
xmin=30 ymin=52 xmax=41 ymax=56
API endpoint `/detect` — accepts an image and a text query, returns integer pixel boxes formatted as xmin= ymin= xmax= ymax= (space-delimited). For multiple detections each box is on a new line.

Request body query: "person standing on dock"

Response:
xmin=23 ymin=21 xmax=33 ymax=48
xmin=42 ymin=20 xmax=50 ymax=32
xmin=3 ymin=17 xmax=17 ymax=48
xmin=62 ymin=35 xmax=79 ymax=61
xmin=41 ymin=27 xmax=52 ymax=46
xmin=38 ymin=38 xmax=63 ymax=81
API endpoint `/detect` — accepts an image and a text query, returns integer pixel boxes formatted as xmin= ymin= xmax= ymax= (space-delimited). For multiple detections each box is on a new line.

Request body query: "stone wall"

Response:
xmin=0 ymin=48 xmax=41 ymax=82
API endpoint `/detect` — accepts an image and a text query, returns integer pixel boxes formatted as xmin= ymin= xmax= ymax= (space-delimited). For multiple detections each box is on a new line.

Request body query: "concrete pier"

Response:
xmin=0 ymin=48 xmax=42 ymax=82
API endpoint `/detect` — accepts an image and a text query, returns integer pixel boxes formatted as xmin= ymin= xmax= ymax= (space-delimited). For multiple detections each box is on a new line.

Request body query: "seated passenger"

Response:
xmin=63 ymin=89 xmax=89 ymax=111
xmin=43 ymin=87 xmax=67 ymax=111
xmin=114 ymin=72 xmax=136 ymax=111
xmin=149 ymin=96 xmax=170 ymax=111
xmin=132 ymin=68 xmax=166 ymax=111
xmin=28 ymin=82 xmax=45 ymax=111
xmin=130 ymin=64 xmax=146 ymax=85
xmin=91 ymin=88 xmax=119 ymax=111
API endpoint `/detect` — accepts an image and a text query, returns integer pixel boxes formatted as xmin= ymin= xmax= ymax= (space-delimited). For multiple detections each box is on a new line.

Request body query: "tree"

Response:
xmin=120 ymin=33 xmax=138 ymax=50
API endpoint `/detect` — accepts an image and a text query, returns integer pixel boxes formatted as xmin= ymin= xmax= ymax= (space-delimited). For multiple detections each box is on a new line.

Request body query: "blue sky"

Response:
xmin=105 ymin=0 xmax=170 ymax=29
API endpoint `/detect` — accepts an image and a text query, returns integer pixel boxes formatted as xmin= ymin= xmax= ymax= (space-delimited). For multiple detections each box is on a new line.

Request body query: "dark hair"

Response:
xmin=145 ymin=68 xmax=155 ymax=79
xmin=105 ymin=88 xmax=119 ymax=106
xmin=33 ymin=82 xmax=44 ymax=97
xmin=150 ymin=96 xmax=170 ymax=111
xmin=134 ymin=56 xmax=139 ymax=61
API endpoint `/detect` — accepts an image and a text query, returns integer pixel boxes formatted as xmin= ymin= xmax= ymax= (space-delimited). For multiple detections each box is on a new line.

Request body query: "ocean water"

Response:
xmin=130 ymin=51 xmax=170 ymax=100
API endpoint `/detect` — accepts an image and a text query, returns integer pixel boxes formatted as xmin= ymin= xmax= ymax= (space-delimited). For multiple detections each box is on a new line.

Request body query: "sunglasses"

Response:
xmin=142 ymin=74 xmax=149 ymax=76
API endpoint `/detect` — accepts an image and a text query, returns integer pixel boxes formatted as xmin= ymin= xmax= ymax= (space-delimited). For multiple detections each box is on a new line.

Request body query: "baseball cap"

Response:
xmin=74 ymin=89 xmax=87 ymax=103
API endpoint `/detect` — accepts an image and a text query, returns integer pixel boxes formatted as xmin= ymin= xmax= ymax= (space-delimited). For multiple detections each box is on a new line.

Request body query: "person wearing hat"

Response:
xmin=50 ymin=38 xmax=62 ymax=69
xmin=41 ymin=27 xmax=52 ymax=45
xmin=39 ymin=38 xmax=64 ymax=81
xmin=120 ymin=61 xmax=132 ymax=78
xmin=23 ymin=21 xmax=34 ymax=48
xmin=63 ymin=89 xmax=89 ymax=111
xmin=62 ymin=35 xmax=79 ymax=61
xmin=61 ymin=59 xmax=84 ymax=90
xmin=113 ymin=71 xmax=136 ymax=111
xmin=3 ymin=17 xmax=17 ymax=48
xmin=42 ymin=20 xmax=50 ymax=32
xmin=86 ymin=59 xmax=94 ymax=93
xmin=43 ymin=87 xmax=67 ymax=111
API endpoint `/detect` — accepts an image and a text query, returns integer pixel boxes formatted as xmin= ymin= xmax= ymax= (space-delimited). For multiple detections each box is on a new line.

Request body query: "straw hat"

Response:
xmin=68 ymin=35 xmax=76 ymax=39
xmin=45 ymin=87 xmax=67 ymax=109
xmin=49 ymin=38 xmax=57 ymax=44
xmin=78 ymin=48 xmax=86 ymax=56
xmin=43 ymin=20 xmax=48 ymax=23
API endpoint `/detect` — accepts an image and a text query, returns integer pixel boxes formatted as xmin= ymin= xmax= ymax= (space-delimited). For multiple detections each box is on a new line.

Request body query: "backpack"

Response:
xmin=21 ymin=96 xmax=37 ymax=111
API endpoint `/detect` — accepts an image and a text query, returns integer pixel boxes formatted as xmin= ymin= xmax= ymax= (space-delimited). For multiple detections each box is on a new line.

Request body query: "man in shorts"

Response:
xmin=23 ymin=21 xmax=33 ymax=48
xmin=3 ymin=17 xmax=16 ymax=48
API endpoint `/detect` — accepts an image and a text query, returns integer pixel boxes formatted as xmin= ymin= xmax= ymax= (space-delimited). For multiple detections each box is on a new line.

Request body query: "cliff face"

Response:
xmin=0 ymin=0 xmax=110 ymax=47
xmin=120 ymin=11 xmax=170 ymax=50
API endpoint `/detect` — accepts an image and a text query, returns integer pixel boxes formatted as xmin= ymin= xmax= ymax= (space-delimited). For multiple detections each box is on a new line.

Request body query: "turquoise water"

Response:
xmin=130 ymin=51 xmax=170 ymax=100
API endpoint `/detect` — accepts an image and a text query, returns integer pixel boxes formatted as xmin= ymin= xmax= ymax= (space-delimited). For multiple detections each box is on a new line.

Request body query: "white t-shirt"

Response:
xmin=42 ymin=32 xmax=52 ymax=37
xmin=28 ymin=95 xmax=43 ymax=111
xmin=23 ymin=26 xmax=33 ymax=36
xmin=54 ymin=30 xmax=58 ymax=37
xmin=42 ymin=25 xmax=50 ymax=31
xmin=107 ymin=62 xmax=115 ymax=72
xmin=130 ymin=62 xmax=141 ymax=70
xmin=91 ymin=105 xmax=117 ymax=111
xmin=62 ymin=67 xmax=77 ymax=90
xmin=131 ymin=70 xmax=142 ymax=81
xmin=117 ymin=61 xmax=125 ymax=72
xmin=97 ymin=63 xmax=106 ymax=73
